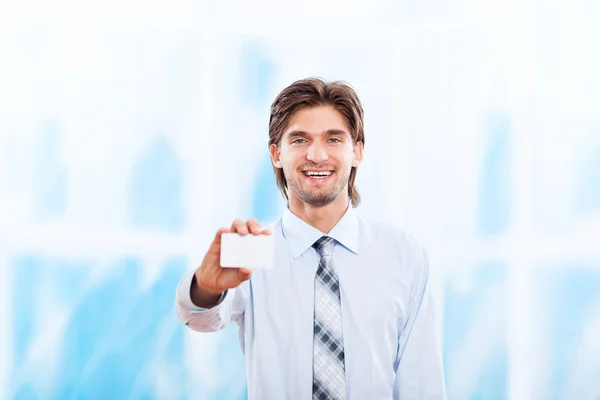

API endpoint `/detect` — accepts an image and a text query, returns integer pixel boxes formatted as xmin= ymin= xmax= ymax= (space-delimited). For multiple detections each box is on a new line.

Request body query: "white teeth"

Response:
xmin=305 ymin=171 xmax=332 ymax=177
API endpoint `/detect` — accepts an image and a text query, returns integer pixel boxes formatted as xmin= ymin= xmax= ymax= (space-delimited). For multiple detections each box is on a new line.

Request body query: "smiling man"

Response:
xmin=175 ymin=78 xmax=446 ymax=399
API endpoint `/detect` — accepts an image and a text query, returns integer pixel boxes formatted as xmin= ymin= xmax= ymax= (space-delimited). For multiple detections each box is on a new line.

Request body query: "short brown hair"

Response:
xmin=268 ymin=77 xmax=365 ymax=207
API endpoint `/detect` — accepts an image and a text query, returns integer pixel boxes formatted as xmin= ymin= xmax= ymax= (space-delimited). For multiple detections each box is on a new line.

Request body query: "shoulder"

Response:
xmin=359 ymin=217 xmax=425 ymax=250
xmin=358 ymin=217 xmax=428 ymax=268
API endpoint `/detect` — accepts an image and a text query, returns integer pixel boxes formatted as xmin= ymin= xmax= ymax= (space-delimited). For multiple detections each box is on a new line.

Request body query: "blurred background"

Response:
xmin=1 ymin=0 xmax=599 ymax=399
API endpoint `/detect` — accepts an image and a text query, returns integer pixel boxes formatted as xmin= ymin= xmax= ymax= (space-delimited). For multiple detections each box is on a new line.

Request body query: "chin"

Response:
xmin=303 ymin=198 xmax=336 ymax=207
xmin=299 ymin=190 xmax=341 ymax=207
xmin=288 ymin=177 xmax=347 ymax=207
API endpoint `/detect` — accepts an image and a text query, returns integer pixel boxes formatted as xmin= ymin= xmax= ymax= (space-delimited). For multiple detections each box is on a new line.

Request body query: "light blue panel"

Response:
xmin=538 ymin=265 xmax=600 ymax=398
xmin=237 ymin=39 xmax=276 ymax=111
xmin=237 ymin=38 xmax=282 ymax=224
xmin=576 ymin=135 xmax=600 ymax=213
xmin=35 ymin=119 xmax=68 ymax=218
xmin=251 ymin=155 xmax=284 ymax=225
xmin=10 ymin=255 xmax=189 ymax=399
xmin=130 ymin=136 xmax=185 ymax=231
xmin=119 ymin=37 xmax=202 ymax=232
xmin=478 ymin=111 xmax=511 ymax=236
xmin=444 ymin=262 xmax=508 ymax=399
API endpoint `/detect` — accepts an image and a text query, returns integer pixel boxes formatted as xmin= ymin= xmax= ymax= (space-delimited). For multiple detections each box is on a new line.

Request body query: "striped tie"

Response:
xmin=312 ymin=236 xmax=347 ymax=400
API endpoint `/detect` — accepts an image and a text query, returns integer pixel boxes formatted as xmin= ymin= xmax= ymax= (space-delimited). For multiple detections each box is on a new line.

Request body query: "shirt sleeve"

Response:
xmin=393 ymin=246 xmax=447 ymax=399
xmin=174 ymin=269 xmax=248 ymax=332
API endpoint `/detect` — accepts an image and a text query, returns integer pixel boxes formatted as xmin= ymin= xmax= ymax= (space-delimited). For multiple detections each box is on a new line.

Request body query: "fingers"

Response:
xmin=211 ymin=227 xmax=232 ymax=247
xmin=231 ymin=218 xmax=249 ymax=235
xmin=247 ymin=218 xmax=263 ymax=234
xmin=231 ymin=218 xmax=270 ymax=236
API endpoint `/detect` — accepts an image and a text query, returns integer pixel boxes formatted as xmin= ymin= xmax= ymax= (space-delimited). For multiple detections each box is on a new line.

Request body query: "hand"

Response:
xmin=191 ymin=218 xmax=271 ymax=308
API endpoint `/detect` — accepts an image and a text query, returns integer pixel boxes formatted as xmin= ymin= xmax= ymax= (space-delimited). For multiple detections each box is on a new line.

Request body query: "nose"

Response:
xmin=306 ymin=141 xmax=329 ymax=163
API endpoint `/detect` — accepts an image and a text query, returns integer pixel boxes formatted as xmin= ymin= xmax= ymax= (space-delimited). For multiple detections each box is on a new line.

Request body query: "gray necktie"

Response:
xmin=312 ymin=236 xmax=347 ymax=400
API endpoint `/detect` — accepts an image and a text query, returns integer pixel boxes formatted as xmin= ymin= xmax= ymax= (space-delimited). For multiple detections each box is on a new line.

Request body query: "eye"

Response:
xmin=291 ymin=138 xmax=307 ymax=144
xmin=328 ymin=137 xmax=342 ymax=143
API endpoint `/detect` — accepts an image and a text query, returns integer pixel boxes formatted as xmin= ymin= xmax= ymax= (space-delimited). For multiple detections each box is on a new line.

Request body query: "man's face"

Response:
xmin=270 ymin=106 xmax=363 ymax=207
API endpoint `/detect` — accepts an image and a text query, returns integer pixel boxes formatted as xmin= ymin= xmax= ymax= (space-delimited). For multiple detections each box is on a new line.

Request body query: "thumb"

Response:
xmin=237 ymin=267 xmax=253 ymax=282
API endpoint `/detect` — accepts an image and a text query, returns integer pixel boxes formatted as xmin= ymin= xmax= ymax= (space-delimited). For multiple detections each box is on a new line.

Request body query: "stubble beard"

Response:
xmin=286 ymin=169 xmax=349 ymax=207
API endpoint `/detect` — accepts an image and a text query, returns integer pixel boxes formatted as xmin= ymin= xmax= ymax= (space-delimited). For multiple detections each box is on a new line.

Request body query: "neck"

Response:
xmin=288 ymin=192 xmax=350 ymax=234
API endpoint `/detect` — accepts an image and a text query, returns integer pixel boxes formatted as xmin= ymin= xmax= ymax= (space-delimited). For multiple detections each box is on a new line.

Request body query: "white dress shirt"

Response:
xmin=175 ymin=206 xmax=446 ymax=399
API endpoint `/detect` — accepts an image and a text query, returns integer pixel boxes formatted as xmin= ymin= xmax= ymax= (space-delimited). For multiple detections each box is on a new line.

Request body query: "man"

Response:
xmin=175 ymin=78 xmax=446 ymax=399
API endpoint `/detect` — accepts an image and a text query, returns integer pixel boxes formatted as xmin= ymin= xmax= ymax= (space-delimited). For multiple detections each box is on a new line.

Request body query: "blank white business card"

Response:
xmin=220 ymin=233 xmax=275 ymax=269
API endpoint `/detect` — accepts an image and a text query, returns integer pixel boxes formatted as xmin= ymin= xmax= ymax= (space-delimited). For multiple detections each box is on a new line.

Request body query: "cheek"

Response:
xmin=282 ymin=152 xmax=303 ymax=167
xmin=280 ymin=157 xmax=299 ymax=176
xmin=339 ymin=150 xmax=356 ymax=167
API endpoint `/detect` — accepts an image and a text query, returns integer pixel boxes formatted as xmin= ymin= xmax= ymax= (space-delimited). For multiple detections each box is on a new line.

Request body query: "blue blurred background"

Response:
xmin=1 ymin=1 xmax=599 ymax=399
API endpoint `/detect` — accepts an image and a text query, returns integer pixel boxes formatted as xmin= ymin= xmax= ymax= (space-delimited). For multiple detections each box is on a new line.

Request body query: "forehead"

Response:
xmin=284 ymin=106 xmax=350 ymax=136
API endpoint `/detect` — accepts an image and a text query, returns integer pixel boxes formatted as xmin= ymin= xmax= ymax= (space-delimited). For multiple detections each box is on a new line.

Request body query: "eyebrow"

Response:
xmin=286 ymin=129 xmax=350 ymax=139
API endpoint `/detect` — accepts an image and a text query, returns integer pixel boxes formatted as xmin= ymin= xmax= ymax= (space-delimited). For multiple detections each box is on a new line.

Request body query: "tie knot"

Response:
xmin=312 ymin=236 xmax=336 ymax=257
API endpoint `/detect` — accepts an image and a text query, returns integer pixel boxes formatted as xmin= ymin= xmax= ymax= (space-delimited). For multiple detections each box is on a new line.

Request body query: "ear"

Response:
xmin=270 ymin=143 xmax=282 ymax=168
xmin=352 ymin=141 xmax=364 ymax=167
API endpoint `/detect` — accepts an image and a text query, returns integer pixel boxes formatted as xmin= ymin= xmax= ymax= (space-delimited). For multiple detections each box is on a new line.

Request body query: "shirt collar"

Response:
xmin=281 ymin=204 xmax=360 ymax=259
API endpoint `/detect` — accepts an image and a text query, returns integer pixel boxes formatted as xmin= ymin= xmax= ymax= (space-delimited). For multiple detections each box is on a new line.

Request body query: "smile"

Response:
xmin=302 ymin=170 xmax=334 ymax=181
xmin=303 ymin=170 xmax=333 ymax=177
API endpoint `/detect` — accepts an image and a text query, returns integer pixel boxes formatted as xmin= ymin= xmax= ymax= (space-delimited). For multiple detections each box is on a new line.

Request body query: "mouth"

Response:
xmin=301 ymin=170 xmax=334 ymax=183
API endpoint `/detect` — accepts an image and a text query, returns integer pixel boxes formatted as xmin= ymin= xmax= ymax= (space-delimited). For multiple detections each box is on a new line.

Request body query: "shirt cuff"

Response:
xmin=177 ymin=269 xmax=228 ymax=311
